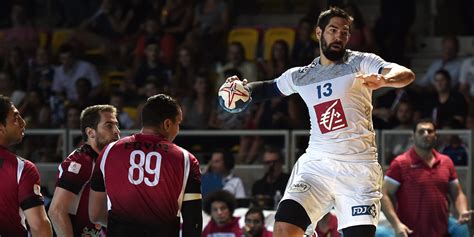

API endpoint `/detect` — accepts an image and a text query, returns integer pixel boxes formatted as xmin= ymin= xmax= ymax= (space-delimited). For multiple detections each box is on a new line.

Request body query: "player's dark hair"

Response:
xmin=316 ymin=7 xmax=353 ymax=31
xmin=245 ymin=207 xmax=265 ymax=223
xmin=0 ymin=95 xmax=13 ymax=126
xmin=213 ymin=149 xmax=235 ymax=171
xmin=141 ymin=94 xmax=180 ymax=127
xmin=203 ymin=190 xmax=237 ymax=216
xmin=413 ymin=118 xmax=436 ymax=133
xmin=80 ymin=105 xmax=117 ymax=141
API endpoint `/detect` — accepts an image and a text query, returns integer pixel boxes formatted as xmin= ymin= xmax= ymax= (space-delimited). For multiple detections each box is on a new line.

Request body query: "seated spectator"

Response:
xmin=160 ymin=0 xmax=194 ymax=44
xmin=134 ymin=17 xmax=176 ymax=67
xmin=242 ymin=207 xmax=272 ymax=237
xmin=193 ymin=0 xmax=230 ymax=63
xmin=0 ymin=71 xmax=26 ymax=107
xmin=171 ymin=46 xmax=200 ymax=100
xmin=216 ymin=42 xmax=258 ymax=89
xmin=202 ymin=190 xmax=242 ymax=237
xmin=441 ymin=135 xmax=468 ymax=166
xmin=388 ymin=100 xmax=416 ymax=129
xmin=416 ymin=36 xmax=464 ymax=89
xmin=292 ymin=17 xmax=318 ymax=66
xmin=181 ymin=73 xmax=215 ymax=129
xmin=134 ymin=39 xmax=171 ymax=94
xmin=202 ymin=150 xmax=246 ymax=198
xmin=1 ymin=4 xmax=38 ymax=56
xmin=18 ymin=89 xmax=51 ymax=128
xmin=425 ymin=69 xmax=468 ymax=128
xmin=109 ymin=92 xmax=135 ymax=129
xmin=262 ymin=40 xmax=292 ymax=80
xmin=459 ymin=53 xmax=474 ymax=102
xmin=28 ymin=47 xmax=55 ymax=98
xmin=373 ymin=87 xmax=419 ymax=124
xmin=252 ymin=148 xmax=290 ymax=210
xmin=344 ymin=1 xmax=374 ymax=52
xmin=3 ymin=46 xmax=29 ymax=91
xmin=75 ymin=77 xmax=97 ymax=109
xmin=52 ymin=44 xmax=102 ymax=101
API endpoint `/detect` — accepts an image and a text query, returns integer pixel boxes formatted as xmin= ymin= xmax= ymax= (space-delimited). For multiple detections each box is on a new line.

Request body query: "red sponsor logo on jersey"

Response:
xmin=314 ymin=99 xmax=348 ymax=134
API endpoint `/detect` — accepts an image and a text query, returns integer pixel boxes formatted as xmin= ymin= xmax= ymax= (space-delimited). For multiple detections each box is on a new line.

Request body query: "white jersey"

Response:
xmin=275 ymin=50 xmax=391 ymax=160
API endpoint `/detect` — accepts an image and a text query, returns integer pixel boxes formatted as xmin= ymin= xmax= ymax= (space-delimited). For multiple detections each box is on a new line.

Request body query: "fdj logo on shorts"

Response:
xmin=351 ymin=204 xmax=377 ymax=218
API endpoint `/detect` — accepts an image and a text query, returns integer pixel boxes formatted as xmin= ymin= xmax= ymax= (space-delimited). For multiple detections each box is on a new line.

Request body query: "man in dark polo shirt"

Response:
xmin=252 ymin=147 xmax=289 ymax=209
xmin=381 ymin=119 xmax=473 ymax=237
xmin=49 ymin=105 xmax=120 ymax=236
xmin=89 ymin=94 xmax=202 ymax=237
xmin=0 ymin=95 xmax=52 ymax=237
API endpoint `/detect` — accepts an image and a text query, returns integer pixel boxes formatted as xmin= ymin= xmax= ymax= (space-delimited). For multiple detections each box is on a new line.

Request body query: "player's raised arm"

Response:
xmin=358 ymin=63 xmax=415 ymax=90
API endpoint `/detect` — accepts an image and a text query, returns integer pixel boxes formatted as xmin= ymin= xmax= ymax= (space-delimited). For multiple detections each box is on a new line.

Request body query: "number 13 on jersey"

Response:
xmin=128 ymin=150 xmax=162 ymax=187
xmin=317 ymin=83 xmax=332 ymax=99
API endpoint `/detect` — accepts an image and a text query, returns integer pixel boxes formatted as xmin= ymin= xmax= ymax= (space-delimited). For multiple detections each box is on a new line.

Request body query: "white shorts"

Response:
xmin=282 ymin=151 xmax=383 ymax=231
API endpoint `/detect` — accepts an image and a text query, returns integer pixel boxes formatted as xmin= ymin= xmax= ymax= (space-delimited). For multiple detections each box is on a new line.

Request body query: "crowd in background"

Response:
xmin=1 ymin=0 xmax=474 ymax=164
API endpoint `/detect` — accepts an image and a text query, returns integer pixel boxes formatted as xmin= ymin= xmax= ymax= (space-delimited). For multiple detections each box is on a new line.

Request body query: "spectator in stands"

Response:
xmin=416 ymin=36 xmax=464 ymax=88
xmin=171 ymin=46 xmax=200 ymax=100
xmin=373 ymin=87 xmax=419 ymax=126
xmin=18 ymin=89 xmax=51 ymax=128
xmin=1 ymin=4 xmax=38 ymax=56
xmin=0 ymin=71 xmax=26 ymax=107
xmin=441 ymin=135 xmax=468 ymax=166
xmin=242 ymin=207 xmax=272 ymax=237
xmin=181 ymin=73 xmax=215 ymax=129
xmin=315 ymin=213 xmax=340 ymax=237
xmin=263 ymin=40 xmax=292 ymax=80
xmin=252 ymin=148 xmax=290 ymax=210
xmin=292 ymin=17 xmax=318 ymax=66
xmin=202 ymin=190 xmax=243 ymax=237
xmin=27 ymin=47 xmax=54 ymax=97
xmin=134 ymin=17 xmax=176 ymax=67
xmin=388 ymin=100 xmax=416 ymax=129
xmin=202 ymin=149 xmax=246 ymax=198
xmin=373 ymin=0 xmax=415 ymax=64
xmin=344 ymin=1 xmax=374 ymax=52
xmin=459 ymin=52 xmax=474 ymax=102
xmin=193 ymin=0 xmax=230 ymax=63
xmin=425 ymin=69 xmax=468 ymax=128
xmin=217 ymin=42 xmax=258 ymax=89
xmin=3 ymin=46 xmax=29 ymax=91
xmin=381 ymin=119 xmax=472 ymax=237
xmin=109 ymin=92 xmax=135 ymax=129
xmin=134 ymin=39 xmax=171 ymax=94
xmin=52 ymin=44 xmax=102 ymax=101
xmin=161 ymin=0 xmax=194 ymax=44
xmin=75 ymin=77 xmax=97 ymax=109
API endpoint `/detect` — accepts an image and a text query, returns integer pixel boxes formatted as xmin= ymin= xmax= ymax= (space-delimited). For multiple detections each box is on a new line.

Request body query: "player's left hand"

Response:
xmin=457 ymin=210 xmax=474 ymax=224
xmin=357 ymin=73 xmax=387 ymax=90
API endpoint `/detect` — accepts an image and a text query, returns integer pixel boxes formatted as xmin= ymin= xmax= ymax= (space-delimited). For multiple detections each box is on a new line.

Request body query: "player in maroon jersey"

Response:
xmin=89 ymin=94 xmax=202 ymax=237
xmin=0 ymin=95 xmax=52 ymax=237
xmin=49 ymin=105 xmax=120 ymax=236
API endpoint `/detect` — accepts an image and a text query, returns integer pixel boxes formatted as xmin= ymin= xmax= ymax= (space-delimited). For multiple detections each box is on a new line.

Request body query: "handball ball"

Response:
xmin=218 ymin=80 xmax=251 ymax=113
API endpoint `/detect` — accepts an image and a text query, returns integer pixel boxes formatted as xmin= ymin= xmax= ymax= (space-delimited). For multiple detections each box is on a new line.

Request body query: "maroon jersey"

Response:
xmin=385 ymin=148 xmax=457 ymax=237
xmin=56 ymin=144 xmax=102 ymax=236
xmin=91 ymin=133 xmax=201 ymax=235
xmin=0 ymin=146 xmax=44 ymax=237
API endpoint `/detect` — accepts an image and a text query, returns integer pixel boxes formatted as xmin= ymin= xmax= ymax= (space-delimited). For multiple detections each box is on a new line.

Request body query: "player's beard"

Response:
xmin=320 ymin=36 xmax=346 ymax=61
xmin=96 ymin=133 xmax=119 ymax=151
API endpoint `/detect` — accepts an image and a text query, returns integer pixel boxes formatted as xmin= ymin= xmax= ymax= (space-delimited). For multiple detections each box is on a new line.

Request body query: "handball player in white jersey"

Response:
xmin=223 ymin=7 xmax=415 ymax=237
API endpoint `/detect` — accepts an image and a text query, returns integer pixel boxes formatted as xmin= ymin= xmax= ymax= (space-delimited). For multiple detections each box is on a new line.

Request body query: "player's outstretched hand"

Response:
xmin=356 ymin=73 xmax=387 ymax=90
xmin=394 ymin=223 xmax=413 ymax=237
xmin=458 ymin=210 xmax=474 ymax=224
xmin=225 ymin=75 xmax=248 ymax=86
